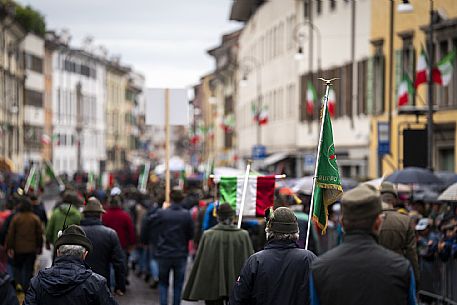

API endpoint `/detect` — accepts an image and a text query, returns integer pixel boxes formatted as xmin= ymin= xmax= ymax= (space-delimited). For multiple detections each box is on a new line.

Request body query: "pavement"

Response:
xmin=115 ymin=271 xmax=203 ymax=305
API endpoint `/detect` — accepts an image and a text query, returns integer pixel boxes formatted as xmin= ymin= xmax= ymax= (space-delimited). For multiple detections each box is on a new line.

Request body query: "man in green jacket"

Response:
xmin=378 ymin=181 xmax=419 ymax=287
xmin=183 ymin=204 xmax=254 ymax=305
xmin=46 ymin=192 xmax=82 ymax=247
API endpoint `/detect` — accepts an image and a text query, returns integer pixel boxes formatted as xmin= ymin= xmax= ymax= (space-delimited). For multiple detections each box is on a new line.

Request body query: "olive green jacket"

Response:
xmin=183 ymin=223 xmax=254 ymax=301
xmin=379 ymin=209 xmax=420 ymax=286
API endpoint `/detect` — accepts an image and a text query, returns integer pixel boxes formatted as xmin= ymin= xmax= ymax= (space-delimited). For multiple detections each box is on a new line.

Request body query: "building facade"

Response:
xmin=106 ymin=62 xmax=129 ymax=171
xmin=0 ymin=9 xmax=26 ymax=172
xmin=49 ymin=35 xmax=106 ymax=176
xmin=231 ymin=0 xmax=372 ymax=178
xmin=369 ymin=0 xmax=457 ymax=177
xmin=21 ymin=33 xmax=45 ymax=168
xmin=207 ymin=30 xmax=241 ymax=167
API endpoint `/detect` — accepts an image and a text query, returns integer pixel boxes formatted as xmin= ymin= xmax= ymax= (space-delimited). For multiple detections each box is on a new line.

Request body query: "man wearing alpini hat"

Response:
xmin=378 ymin=181 xmax=419 ymax=287
xmin=183 ymin=203 xmax=254 ymax=305
xmin=80 ymin=197 xmax=126 ymax=295
xmin=24 ymin=225 xmax=118 ymax=305
xmin=230 ymin=207 xmax=316 ymax=305
xmin=310 ymin=184 xmax=417 ymax=305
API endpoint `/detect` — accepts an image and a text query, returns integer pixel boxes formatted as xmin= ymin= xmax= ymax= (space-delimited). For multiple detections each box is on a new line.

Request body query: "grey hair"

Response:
xmin=265 ymin=226 xmax=299 ymax=241
xmin=57 ymin=244 xmax=86 ymax=258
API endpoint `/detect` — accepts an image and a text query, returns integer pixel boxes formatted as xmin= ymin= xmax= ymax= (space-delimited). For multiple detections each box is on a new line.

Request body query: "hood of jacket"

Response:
xmin=58 ymin=204 xmax=79 ymax=216
xmin=36 ymin=256 xmax=92 ymax=296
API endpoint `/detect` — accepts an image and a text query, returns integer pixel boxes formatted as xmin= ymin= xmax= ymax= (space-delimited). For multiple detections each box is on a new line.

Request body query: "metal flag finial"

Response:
xmin=318 ymin=77 xmax=339 ymax=85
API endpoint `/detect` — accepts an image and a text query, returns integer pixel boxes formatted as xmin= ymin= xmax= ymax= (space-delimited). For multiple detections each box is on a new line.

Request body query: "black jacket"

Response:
xmin=310 ymin=232 xmax=415 ymax=305
xmin=80 ymin=217 xmax=126 ymax=291
xmin=0 ymin=272 xmax=18 ymax=305
xmin=24 ymin=256 xmax=118 ymax=305
xmin=230 ymin=239 xmax=317 ymax=305
xmin=148 ymin=203 xmax=194 ymax=258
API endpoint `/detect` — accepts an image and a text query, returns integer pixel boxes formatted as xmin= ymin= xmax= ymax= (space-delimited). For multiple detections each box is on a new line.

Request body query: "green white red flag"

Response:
xmin=397 ymin=74 xmax=414 ymax=107
xmin=432 ymin=49 xmax=456 ymax=86
xmin=138 ymin=163 xmax=150 ymax=193
xmin=312 ymin=102 xmax=343 ymax=233
xmin=415 ymin=48 xmax=428 ymax=88
xmin=219 ymin=176 xmax=275 ymax=216
xmin=306 ymin=81 xmax=317 ymax=115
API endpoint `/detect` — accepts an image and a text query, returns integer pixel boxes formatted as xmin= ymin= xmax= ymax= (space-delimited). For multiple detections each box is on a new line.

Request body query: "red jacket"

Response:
xmin=102 ymin=207 xmax=136 ymax=249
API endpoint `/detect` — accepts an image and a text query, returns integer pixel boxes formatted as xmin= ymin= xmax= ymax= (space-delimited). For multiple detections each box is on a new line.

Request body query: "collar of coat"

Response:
xmin=344 ymin=231 xmax=379 ymax=244
xmin=212 ymin=223 xmax=239 ymax=231
xmin=264 ymin=239 xmax=298 ymax=250
xmin=80 ymin=217 xmax=102 ymax=226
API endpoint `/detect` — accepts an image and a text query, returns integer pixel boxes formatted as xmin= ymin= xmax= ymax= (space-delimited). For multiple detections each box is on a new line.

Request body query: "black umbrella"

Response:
xmin=435 ymin=171 xmax=457 ymax=188
xmin=385 ymin=167 xmax=443 ymax=185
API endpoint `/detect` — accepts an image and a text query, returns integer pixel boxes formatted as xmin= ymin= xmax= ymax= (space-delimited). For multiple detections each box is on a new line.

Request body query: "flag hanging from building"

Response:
xmin=221 ymin=114 xmax=235 ymax=133
xmin=312 ymin=102 xmax=343 ymax=234
xmin=328 ymin=88 xmax=336 ymax=117
xmin=41 ymin=134 xmax=51 ymax=145
xmin=306 ymin=81 xmax=317 ymax=115
xmin=432 ymin=49 xmax=456 ymax=86
xmin=219 ymin=175 xmax=275 ymax=216
xmin=252 ymin=103 xmax=268 ymax=125
xmin=397 ymin=74 xmax=414 ymax=107
xmin=415 ymin=47 xmax=428 ymax=89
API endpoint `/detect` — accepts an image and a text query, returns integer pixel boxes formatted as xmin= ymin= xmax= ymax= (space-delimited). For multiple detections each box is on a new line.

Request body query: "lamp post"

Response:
xmin=293 ymin=21 xmax=322 ymax=72
xmin=239 ymin=56 xmax=261 ymax=146
xmin=385 ymin=0 xmax=413 ymax=175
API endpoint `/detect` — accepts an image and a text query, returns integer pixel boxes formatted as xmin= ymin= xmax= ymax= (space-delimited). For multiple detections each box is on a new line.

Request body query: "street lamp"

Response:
xmin=239 ymin=56 xmax=261 ymax=146
xmin=293 ymin=21 xmax=322 ymax=72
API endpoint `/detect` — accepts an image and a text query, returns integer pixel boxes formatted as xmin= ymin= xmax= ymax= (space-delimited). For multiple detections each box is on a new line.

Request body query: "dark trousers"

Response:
xmin=157 ymin=257 xmax=187 ymax=305
xmin=13 ymin=253 xmax=36 ymax=291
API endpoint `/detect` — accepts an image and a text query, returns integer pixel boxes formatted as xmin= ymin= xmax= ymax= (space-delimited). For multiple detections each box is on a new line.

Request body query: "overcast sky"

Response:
xmin=19 ymin=0 xmax=241 ymax=88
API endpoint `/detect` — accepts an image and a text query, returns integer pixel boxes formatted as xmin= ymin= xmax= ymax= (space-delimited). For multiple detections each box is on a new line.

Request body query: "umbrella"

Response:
xmin=292 ymin=176 xmax=359 ymax=194
xmin=438 ymin=182 xmax=457 ymax=202
xmin=385 ymin=167 xmax=442 ymax=185
xmin=363 ymin=178 xmax=411 ymax=192
xmin=435 ymin=171 xmax=457 ymax=188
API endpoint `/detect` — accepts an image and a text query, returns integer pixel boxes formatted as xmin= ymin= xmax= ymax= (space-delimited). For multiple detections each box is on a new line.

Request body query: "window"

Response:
xmin=316 ymin=0 xmax=322 ymax=15
xmin=25 ymin=54 xmax=43 ymax=73
xmin=25 ymin=89 xmax=43 ymax=107
xmin=330 ymin=0 xmax=336 ymax=11
xmin=80 ymin=64 xmax=90 ymax=77
xmin=369 ymin=39 xmax=385 ymax=115
xmin=64 ymin=59 xmax=76 ymax=73
xmin=304 ymin=0 xmax=311 ymax=19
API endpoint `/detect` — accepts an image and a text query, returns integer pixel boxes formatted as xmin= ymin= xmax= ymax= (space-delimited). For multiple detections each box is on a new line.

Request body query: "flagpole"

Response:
xmin=305 ymin=78 xmax=335 ymax=250
xmin=237 ymin=159 xmax=252 ymax=229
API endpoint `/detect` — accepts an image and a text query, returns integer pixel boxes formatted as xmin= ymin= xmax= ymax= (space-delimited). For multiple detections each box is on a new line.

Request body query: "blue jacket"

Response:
xmin=148 ymin=203 xmax=194 ymax=258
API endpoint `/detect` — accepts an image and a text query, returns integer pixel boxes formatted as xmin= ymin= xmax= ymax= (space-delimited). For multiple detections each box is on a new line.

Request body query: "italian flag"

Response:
xmin=306 ymin=81 xmax=317 ymax=115
xmin=41 ymin=134 xmax=51 ymax=145
xmin=25 ymin=164 xmax=40 ymax=193
xmin=258 ymin=107 xmax=268 ymax=125
xmin=397 ymin=74 xmax=414 ymax=107
xmin=415 ymin=48 xmax=428 ymax=89
xmin=328 ymin=88 xmax=336 ymax=117
xmin=432 ymin=49 xmax=456 ymax=86
xmin=138 ymin=162 xmax=150 ymax=193
xmin=219 ymin=176 xmax=275 ymax=216
xmin=87 ymin=172 xmax=96 ymax=192
xmin=312 ymin=101 xmax=343 ymax=234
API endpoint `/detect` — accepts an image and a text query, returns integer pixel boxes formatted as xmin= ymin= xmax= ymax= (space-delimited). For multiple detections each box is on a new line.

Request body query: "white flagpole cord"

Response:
xmin=305 ymin=78 xmax=335 ymax=251
xmin=237 ymin=160 xmax=252 ymax=229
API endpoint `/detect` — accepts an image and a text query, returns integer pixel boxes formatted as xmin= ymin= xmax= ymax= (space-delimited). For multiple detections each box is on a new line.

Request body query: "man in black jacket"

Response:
xmin=310 ymin=184 xmax=417 ymax=305
xmin=24 ymin=225 xmax=118 ymax=305
xmin=230 ymin=207 xmax=317 ymax=305
xmin=148 ymin=187 xmax=194 ymax=305
xmin=0 ymin=272 xmax=18 ymax=305
xmin=80 ymin=197 xmax=126 ymax=295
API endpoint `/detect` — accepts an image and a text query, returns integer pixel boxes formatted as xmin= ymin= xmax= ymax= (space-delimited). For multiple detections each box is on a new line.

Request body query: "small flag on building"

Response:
xmin=219 ymin=176 xmax=275 ymax=216
xmin=306 ymin=81 xmax=317 ymax=115
xmin=41 ymin=134 xmax=51 ymax=145
xmin=415 ymin=47 xmax=428 ymax=89
xmin=397 ymin=74 xmax=414 ymax=107
xmin=312 ymin=102 xmax=343 ymax=233
xmin=252 ymin=103 xmax=268 ymax=125
xmin=432 ymin=49 xmax=456 ymax=86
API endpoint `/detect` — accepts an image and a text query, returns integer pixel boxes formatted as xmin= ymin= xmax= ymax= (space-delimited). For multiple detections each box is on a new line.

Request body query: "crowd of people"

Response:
xmin=0 ymin=172 xmax=455 ymax=304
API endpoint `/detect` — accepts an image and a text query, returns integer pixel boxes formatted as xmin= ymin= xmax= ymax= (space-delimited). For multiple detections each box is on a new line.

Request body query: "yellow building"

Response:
xmin=106 ymin=62 xmax=129 ymax=171
xmin=369 ymin=0 xmax=457 ymax=177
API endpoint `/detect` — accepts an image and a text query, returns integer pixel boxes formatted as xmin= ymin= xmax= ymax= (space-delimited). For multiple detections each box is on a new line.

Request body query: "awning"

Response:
xmin=262 ymin=152 xmax=289 ymax=167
